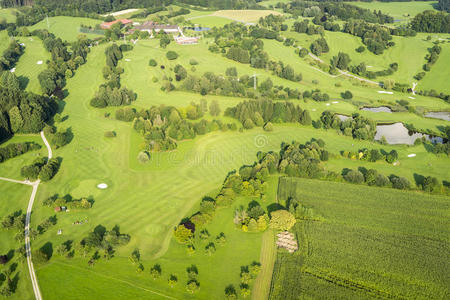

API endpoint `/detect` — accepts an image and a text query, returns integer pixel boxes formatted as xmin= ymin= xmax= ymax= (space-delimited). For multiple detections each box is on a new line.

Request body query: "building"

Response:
xmin=175 ymin=36 xmax=199 ymax=45
xmin=134 ymin=21 xmax=181 ymax=34
xmin=100 ymin=19 xmax=133 ymax=30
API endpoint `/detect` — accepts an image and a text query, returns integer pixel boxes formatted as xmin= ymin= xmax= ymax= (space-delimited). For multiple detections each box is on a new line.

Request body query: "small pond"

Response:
xmin=425 ymin=112 xmax=450 ymax=122
xmin=336 ymin=114 xmax=351 ymax=121
xmin=361 ymin=106 xmax=392 ymax=113
xmin=374 ymin=122 xmax=444 ymax=145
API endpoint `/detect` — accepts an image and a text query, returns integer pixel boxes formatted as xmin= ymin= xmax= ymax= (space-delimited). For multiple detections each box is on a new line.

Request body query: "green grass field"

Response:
xmin=0 ymin=29 xmax=11 ymax=54
xmin=0 ymin=7 xmax=17 ymax=22
xmin=0 ymin=182 xmax=35 ymax=300
xmin=346 ymin=1 xmax=438 ymax=25
xmin=12 ymin=37 xmax=51 ymax=94
xmin=270 ymin=177 xmax=449 ymax=299
xmin=27 ymin=16 xmax=103 ymax=42
xmin=419 ymin=42 xmax=450 ymax=93
xmin=1 ymin=9 xmax=449 ymax=299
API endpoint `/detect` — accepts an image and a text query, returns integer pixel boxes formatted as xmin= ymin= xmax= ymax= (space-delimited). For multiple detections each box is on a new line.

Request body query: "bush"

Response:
xmin=166 ymin=51 xmax=178 ymax=60
xmin=137 ymin=151 xmax=150 ymax=163
xmin=341 ymin=90 xmax=353 ymax=99
xmin=344 ymin=170 xmax=364 ymax=184
xmin=355 ymin=46 xmax=365 ymax=53
xmin=104 ymin=131 xmax=116 ymax=138
xmin=299 ymin=48 xmax=309 ymax=58
xmin=269 ymin=210 xmax=296 ymax=230
xmin=149 ymin=59 xmax=157 ymax=67
xmin=189 ymin=59 xmax=198 ymax=65
xmin=263 ymin=122 xmax=273 ymax=132
xmin=390 ymin=176 xmax=411 ymax=190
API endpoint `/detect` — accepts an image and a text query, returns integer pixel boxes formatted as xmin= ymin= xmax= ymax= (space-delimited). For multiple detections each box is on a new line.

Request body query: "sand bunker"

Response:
xmin=37 ymin=60 xmax=43 ymax=65
xmin=407 ymin=154 xmax=416 ymax=158
xmin=125 ymin=58 xmax=131 ymax=62
xmin=378 ymin=91 xmax=393 ymax=94
xmin=408 ymin=96 xmax=415 ymax=99
xmin=97 ymin=183 xmax=108 ymax=189
xmin=332 ymin=101 xmax=338 ymax=104
xmin=326 ymin=103 xmax=330 ymax=106
xmin=10 ymin=67 xmax=16 ymax=73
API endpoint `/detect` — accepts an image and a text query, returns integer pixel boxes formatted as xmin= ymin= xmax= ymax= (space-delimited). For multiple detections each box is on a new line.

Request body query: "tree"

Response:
xmin=129 ymin=248 xmax=140 ymax=264
xmin=269 ymin=210 xmax=296 ymax=230
xmin=173 ymin=224 xmax=193 ymax=244
xmin=209 ymin=100 xmax=221 ymax=116
xmin=186 ymin=280 xmax=200 ymax=293
xmin=341 ymin=90 xmax=353 ymax=99
xmin=166 ymin=51 xmax=178 ymax=60
xmin=240 ymin=284 xmax=251 ymax=298
xmin=225 ymin=284 xmax=237 ymax=299
xmin=168 ymin=274 xmax=178 ymax=287
xmin=149 ymin=59 xmax=157 ymax=67
xmin=263 ymin=122 xmax=273 ymax=131
xmin=344 ymin=170 xmax=364 ymax=184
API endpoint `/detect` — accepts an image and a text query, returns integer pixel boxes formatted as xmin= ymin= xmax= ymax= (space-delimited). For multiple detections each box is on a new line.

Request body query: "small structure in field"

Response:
xmin=100 ymin=19 xmax=132 ymax=30
xmin=276 ymin=231 xmax=298 ymax=253
xmin=37 ymin=60 xmax=43 ymax=65
xmin=134 ymin=21 xmax=181 ymax=34
xmin=174 ymin=36 xmax=199 ymax=45
xmin=97 ymin=183 xmax=108 ymax=189
xmin=57 ymin=229 xmax=62 ymax=235
xmin=54 ymin=206 xmax=67 ymax=213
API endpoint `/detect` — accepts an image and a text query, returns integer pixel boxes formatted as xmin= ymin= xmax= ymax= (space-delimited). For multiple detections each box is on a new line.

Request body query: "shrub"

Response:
xmin=299 ymin=48 xmax=309 ymax=58
xmin=137 ymin=151 xmax=150 ymax=163
xmin=104 ymin=131 xmax=116 ymax=138
xmin=166 ymin=51 xmax=178 ymax=60
xmin=189 ymin=59 xmax=198 ymax=65
xmin=149 ymin=59 xmax=157 ymax=67
xmin=263 ymin=122 xmax=273 ymax=132
xmin=341 ymin=90 xmax=353 ymax=99
xmin=344 ymin=170 xmax=364 ymax=184
xmin=390 ymin=176 xmax=411 ymax=190
xmin=269 ymin=210 xmax=296 ymax=230
xmin=355 ymin=46 xmax=365 ymax=53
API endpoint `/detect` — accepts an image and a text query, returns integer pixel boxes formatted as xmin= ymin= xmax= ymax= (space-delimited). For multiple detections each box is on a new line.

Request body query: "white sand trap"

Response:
xmin=125 ymin=58 xmax=131 ymax=62
xmin=332 ymin=101 xmax=339 ymax=104
xmin=378 ymin=91 xmax=393 ymax=94
xmin=407 ymin=154 xmax=416 ymax=158
xmin=408 ymin=96 xmax=415 ymax=99
xmin=10 ymin=67 xmax=16 ymax=73
xmin=37 ymin=60 xmax=43 ymax=65
xmin=367 ymin=65 xmax=373 ymax=68
xmin=311 ymin=109 xmax=316 ymax=112
xmin=20 ymin=43 xmax=25 ymax=46
xmin=326 ymin=103 xmax=330 ymax=106
xmin=97 ymin=183 xmax=108 ymax=189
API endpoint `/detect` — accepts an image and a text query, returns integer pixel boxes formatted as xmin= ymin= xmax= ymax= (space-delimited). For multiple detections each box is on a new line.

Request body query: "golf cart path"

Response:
xmin=297 ymin=46 xmax=380 ymax=85
xmin=0 ymin=131 xmax=52 ymax=300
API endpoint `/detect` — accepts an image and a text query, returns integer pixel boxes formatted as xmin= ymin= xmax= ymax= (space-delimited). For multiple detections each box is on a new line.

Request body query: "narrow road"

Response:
xmin=297 ymin=46 xmax=380 ymax=86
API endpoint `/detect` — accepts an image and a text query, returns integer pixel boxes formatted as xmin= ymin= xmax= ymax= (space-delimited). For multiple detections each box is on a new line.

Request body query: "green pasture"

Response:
xmin=0 ymin=182 xmax=34 ymax=300
xmin=28 ymin=16 xmax=103 ymax=42
xmin=346 ymin=1 xmax=438 ymax=25
xmin=184 ymin=15 xmax=233 ymax=27
xmin=0 ymin=7 xmax=16 ymax=22
xmin=419 ymin=42 xmax=450 ymax=93
xmin=13 ymin=37 xmax=50 ymax=94
xmin=0 ymin=30 xmax=11 ymax=54
xmin=270 ymin=177 xmax=449 ymax=299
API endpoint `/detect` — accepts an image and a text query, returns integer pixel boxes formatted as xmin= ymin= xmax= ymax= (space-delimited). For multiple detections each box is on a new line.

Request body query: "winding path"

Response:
xmin=0 ymin=130 xmax=52 ymax=300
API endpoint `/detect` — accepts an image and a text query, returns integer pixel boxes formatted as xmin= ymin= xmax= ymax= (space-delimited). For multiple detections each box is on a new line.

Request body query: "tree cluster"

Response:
xmin=341 ymin=148 xmax=398 ymax=164
xmin=0 ymin=141 xmax=41 ymax=163
xmin=80 ymin=225 xmax=130 ymax=259
xmin=310 ymin=37 xmax=329 ymax=56
xmin=225 ymin=99 xmax=312 ymax=128
xmin=319 ymin=111 xmax=377 ymax=141
xmin=21 ymin=156 xmax=61 ymax=181
xmin=415 ymin=44 xmax=442 ymax=81
xmin=410 ymin=10 xmax=449 ymax=33
xmin=0 ymin=40 xmax=23 ymax=72
xmin=90 ymin=44 xmax=136 ymax=107
xmin=0 ymin=72 xmax=57 ymax=142
xmin=43 ymin=194 xmax=93 ymax=209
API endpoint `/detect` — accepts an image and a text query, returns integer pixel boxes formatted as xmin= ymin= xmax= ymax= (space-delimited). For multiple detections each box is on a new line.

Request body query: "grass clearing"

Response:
xmin=28 ymin=16 xmax=103 ymax=42
xmin=13 ymin=36 xmax=51 ymax=94
xmin=211 ymin=10 xmax=283 ymax=23
xmin=346 ymin=1 xmax=438 ymax=25
xmin=419 ymin=42 xmax=450 ymax=93
xmin=0 ymin=7 xmax=17 ymax=22
xmin=270 ymin=177 xmax=450 ymax=299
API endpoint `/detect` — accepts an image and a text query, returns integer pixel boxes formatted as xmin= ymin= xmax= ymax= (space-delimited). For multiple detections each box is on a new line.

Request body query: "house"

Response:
xmin=100 ymin=19 xmax=133 ymax=30
xmin=134 ymin=21 xmax=181 ymax=34
xmin=174 ymin=36 xmax=199 ymax=45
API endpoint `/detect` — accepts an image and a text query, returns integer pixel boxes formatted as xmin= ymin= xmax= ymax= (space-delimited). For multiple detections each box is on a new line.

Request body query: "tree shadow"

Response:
xmin=267 ymin=203 xmax=285 ymax=215
xmin=40 ymin=242 xmax=53 ymax=260
xmin=413 ymin=173 xmax=425 ymax=187
xmin=93 ymin=225 xmax=106 ymax=239
xmin=17 ymin=75 xmax=29 ymax=90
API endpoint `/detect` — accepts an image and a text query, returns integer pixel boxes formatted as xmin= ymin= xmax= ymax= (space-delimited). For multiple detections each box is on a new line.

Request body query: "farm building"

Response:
xmin=100 ymin=19 xmax=132 ymax=29
xmin=175 ymin=36 xmax=199 ymax=45
xmin=134 ymin=21 xmax=181 ymax=34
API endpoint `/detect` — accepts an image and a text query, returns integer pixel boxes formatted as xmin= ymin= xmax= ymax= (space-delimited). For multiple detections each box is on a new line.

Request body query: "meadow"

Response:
xmin=271 ymin=177 xmax=450 ymax=299
xmin=0 ymin=182 xmax=34 ymax=300
xmin=0 ymin=7 xmax=16 ymax=22
xmin=0 ymin=6 xmax=449 ymax=299
xmin=13 ymin=37 xmax=50 ymax=94
xmin=419 ymin=42 xmax=450 ymax=93
xmin=346 ymin=1 xmax=438 ymax=25
xmin=28 ymin=16 xmax=103 ymax=42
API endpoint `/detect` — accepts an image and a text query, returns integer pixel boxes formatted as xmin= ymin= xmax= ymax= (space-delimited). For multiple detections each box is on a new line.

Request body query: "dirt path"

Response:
xmin=252 ymin=230 xmax=277 ymax=300
xmin=101 ymin=8 xmax=139 ymax=17
xmin=297 ymin=46 xmax=380 ymax=86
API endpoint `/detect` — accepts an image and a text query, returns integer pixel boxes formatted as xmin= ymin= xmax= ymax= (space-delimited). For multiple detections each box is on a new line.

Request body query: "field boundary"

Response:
xmin=252 ymin=230 xmax=276 ymax=300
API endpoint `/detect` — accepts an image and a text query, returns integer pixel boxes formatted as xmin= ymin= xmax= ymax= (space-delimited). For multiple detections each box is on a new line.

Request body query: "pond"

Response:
xmin=361 ymin=106 xmax=392 ymax=113
xmin=425 ymin=112 xmax=450 ymax=121
xmin=374 ymin=122 xmax=444 ymax=145
xmin=336 ymin=114 xmax=351 ymax=121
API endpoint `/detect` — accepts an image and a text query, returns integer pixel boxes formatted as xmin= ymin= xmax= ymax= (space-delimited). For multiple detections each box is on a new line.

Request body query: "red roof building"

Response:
xmin=100 ymin=19 xmax=133 ymax=30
